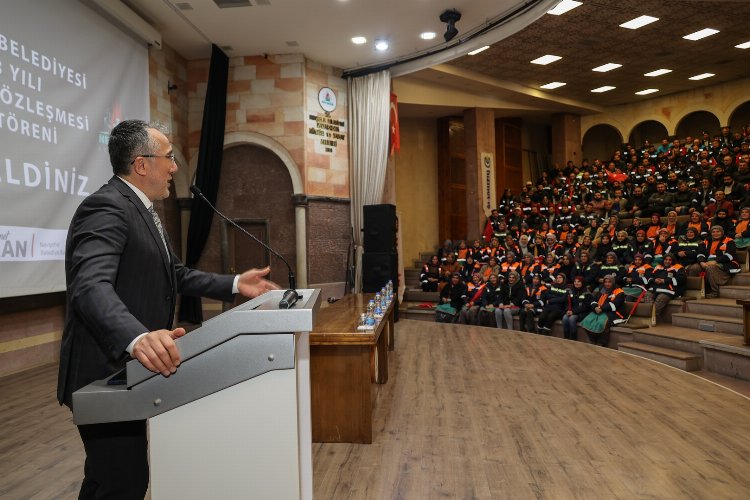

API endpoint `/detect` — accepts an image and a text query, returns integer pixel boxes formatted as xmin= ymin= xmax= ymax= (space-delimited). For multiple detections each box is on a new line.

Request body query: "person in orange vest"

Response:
xmin=495 ymin=271 xmax=526 ymax=330
xmin=519 ymin=275 xmax=547 ymax=332
xmin=582 ymin=274 xmax=626 ymax=347
xmin=734 ymin=206 xmax=750 ymax=248
xmin=644 ymin=253 xmax=686 ymax=321
xmin=456 ymin=274 xmax=490 ymax=325
xmin=479 ymin=256 xmax=501 ymax=283
xmin=499 ymin=251 xmax=521 ymax=279
xmin=621 ymin=253 xmax=652 ymax=298
xmin=563 ymin=276 xmax=593 ymax=341
xmin=420 ymin=255 xmax=441 ymax=292
xmin=536 ymin=273 xmax=569 ymax=335
xmin=699 ymin=225 xmax=741 ymax=298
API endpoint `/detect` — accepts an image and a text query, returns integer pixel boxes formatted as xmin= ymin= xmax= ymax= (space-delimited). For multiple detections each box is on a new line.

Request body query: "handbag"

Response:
xmin=580 ymin=311 xmax=609 ymax=334
xmin=435 ymin=303 xmax=457 ymax=323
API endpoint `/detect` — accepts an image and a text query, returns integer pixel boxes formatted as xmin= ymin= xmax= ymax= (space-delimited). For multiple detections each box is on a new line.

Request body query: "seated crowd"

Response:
xmin=423 ymin=126 xmax=750 ymax=345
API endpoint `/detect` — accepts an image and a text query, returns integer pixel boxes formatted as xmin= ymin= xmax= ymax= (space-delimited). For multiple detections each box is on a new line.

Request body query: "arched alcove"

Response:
xmin=582 ymin=124 xmax=623 ymax=163
xmin=212 ymin=145 xmax=297 ymax=297
xmin=729 ymin=100 xmax=750 ymax=133
xmin=627 ymin=120 xmax=669 ymax=148
xmin=675 ymin=111 xmax=721 ymax=139
xmin=186 ymin=132 xmax=308 ymax=287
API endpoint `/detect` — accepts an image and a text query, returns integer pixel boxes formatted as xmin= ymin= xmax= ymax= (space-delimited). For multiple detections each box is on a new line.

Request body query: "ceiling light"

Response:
xmin=351 ymin=36 xmax=367 ymax=45
xmin=689 ymin=73 xmax=715 ymax=80
xmin=540 ymin=82 xmax=566 ymax=89
xmin=420 ymin=32 xmax=436 ymax=40
xmin=620 ymin=15 xmax=659 ymax=29
xmin=375 ymin=40 xmax=389 ymax=51
xmin=468 ymin=46 xmax=490 ymax=55
xmin=591 ymin=86 xmax=615 ymax=93
xmin=592 ymin=63 xmax=622 ymax=72
xmin=683 ymin=28 xmax=719 ymax=41
xmin=736 ymin=41 xmax=750 ymax=49
xmin=530 ymin=54 xmax=562 ymax=65
xmin=644 ymin=68 xmax=672 ymax=77
xmin=635 ymin=89 xmax=659 ymax=95
xmin=547 ymin=0 xmax=582 ymax=16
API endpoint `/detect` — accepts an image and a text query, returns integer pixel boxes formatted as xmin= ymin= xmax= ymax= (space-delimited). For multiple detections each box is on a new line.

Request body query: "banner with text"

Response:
xmin=0 ymin=0 xmax=149 ymax=297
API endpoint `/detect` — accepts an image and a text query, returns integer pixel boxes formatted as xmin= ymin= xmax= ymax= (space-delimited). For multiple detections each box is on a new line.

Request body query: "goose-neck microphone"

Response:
xmin=189 ymin=185 xmax=298 ymax=308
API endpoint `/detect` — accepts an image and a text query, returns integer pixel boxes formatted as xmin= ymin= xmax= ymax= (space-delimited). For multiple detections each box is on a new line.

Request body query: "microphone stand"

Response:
xmin=190 ymin=185 xmax=299 ymax=308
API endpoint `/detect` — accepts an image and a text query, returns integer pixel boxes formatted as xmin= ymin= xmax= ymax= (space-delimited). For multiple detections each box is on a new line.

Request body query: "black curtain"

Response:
xmin=179 ymin=44 xmax=229 ymax=324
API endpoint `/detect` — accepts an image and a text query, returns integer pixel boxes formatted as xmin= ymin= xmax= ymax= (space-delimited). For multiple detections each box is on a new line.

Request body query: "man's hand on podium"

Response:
xmin=133 ymin=328 xmax=186 ymax=377
xmin=237 ymin=267 xmax=281 ymax=298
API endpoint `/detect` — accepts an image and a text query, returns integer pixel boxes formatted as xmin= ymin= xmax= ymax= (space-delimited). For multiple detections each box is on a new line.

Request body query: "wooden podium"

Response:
xmin=72 ymin=289 xmax=321 ymax=500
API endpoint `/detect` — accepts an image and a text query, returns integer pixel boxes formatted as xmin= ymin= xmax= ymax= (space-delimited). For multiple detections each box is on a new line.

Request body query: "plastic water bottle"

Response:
xmin=365 ymin=311 xmax=376 ymax=328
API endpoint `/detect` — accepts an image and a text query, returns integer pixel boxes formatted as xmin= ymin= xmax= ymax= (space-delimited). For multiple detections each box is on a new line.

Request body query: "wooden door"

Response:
xmin=438 ymin=118 xmax=467 ymax=242
xmin=221 ymin=219 xmax=270 ymax=309
xmin=495 ymin=118 xmax=523 ymax=197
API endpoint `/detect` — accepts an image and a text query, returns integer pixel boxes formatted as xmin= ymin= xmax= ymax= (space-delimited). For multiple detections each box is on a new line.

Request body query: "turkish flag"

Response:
xmin=390 ymin=93 xmax=400 ymax=156
xmin=607 ymin=171 xmax=628 ymax=183
xmin=483 ymin=219 xmax=493 ymax=242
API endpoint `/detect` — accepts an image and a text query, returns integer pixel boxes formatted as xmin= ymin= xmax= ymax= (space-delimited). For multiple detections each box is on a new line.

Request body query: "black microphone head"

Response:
xmin=189 ymin=185 xmax=202 ymax=197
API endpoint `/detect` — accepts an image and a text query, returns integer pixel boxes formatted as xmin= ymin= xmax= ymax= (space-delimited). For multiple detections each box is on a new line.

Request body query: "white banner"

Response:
xmin=0 ymin=0 xmax=149 ymax=296
xmin=0 ymin=225 xmax=66 ymax=261
xmin=481 ymin=152 xmax=496 ymax=215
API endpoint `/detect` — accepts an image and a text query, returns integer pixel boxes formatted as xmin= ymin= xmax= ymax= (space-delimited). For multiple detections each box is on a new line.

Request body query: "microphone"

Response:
xmin=190 ymin=185 xmax=298 ymax=308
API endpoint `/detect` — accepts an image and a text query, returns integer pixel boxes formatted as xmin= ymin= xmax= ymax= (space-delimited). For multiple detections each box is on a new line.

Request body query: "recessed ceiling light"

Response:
xmin=530 ymin=54 xmax=562 ymax=65
xmin=635 ymin=88 xmax=659 ymax=95
xmin=540 ymin=82 xmax=566 ymax=89
xmin=683 ymin=28 xmax=719 ymax=41
xmin=620 ymin=15 xmax=659 ymax=29
xmin=736 ymin=41 xmax=750 ymax=49
xmin=547 ymin=0 xmax=582 ymax=16
xmin=644 ymin=68 xmax=672 ymax=77
xmin=689 ymin=73 xmax=715 ymax=80
xmin=591 ymin=86 xmax=616 ymax=93
xmin=420 ymin=32 xmax=437 ymax=40
xmin=351 ymin=36 xmax=366 ymax=45
xmin=375 ymin=40 xmax=389 ymax=51
xmin=468 ymin=46 xmax=490 ymax=55
xmin=592 ymin=63 xmax=622 ymax=72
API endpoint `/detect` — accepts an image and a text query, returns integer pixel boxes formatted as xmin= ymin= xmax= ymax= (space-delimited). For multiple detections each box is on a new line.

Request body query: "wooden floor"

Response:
xmin=313 ymin=320 xmax=750 ymax=499
xmin=3 ymin=321 xmax=750 ymax=499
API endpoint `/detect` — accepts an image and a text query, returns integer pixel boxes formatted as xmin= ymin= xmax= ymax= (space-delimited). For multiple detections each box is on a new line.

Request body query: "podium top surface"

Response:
xmin=126 ymin=288 xmax=320 ymax=387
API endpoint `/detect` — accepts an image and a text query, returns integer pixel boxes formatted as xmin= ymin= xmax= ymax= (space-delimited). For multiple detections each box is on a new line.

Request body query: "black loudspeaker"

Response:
xmin=363 ymin=204 xmax=396 ymax=253
xmin=362 ymin=252 xmax=397 ymax=292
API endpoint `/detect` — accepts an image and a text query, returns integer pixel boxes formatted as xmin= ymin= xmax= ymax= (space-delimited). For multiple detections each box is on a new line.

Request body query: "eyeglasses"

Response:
xmin=130 ymin=153 xmax=176 ymax=164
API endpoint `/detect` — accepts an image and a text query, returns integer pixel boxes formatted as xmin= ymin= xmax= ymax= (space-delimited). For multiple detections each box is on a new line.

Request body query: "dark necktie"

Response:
xmin=148 ymin=205 xmax=169 ymax=258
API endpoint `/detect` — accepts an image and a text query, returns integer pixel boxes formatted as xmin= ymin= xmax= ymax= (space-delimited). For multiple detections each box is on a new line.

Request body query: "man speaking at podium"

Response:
xmin=56 ymin=119 xmax=279 ymax=499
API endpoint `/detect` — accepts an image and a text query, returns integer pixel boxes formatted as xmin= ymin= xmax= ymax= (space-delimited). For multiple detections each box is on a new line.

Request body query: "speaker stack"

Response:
xmin=362 ymin=204 xmax=398 ymax=320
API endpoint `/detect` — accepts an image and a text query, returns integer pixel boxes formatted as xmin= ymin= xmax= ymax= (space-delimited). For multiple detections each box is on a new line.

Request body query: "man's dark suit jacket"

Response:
xmin=57 ymin=176 xmax=235 ymax=407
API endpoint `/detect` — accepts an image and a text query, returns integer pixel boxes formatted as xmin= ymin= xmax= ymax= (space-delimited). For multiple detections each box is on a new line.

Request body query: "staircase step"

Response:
xmin=686 ymin=275 xmax=703 ymax=290
xmin=419 ymin=252 xmax=435 ymax=263
xmin=701 ymin=336 xmax=750 ymax=382
xmin=719 ymin=285 xmax=750 ymax=300
xmin=730 ymin=273 xmax=750 ymax=286
xmin=670 ymin=312 xmax=744 ymax=335
xmin=618 ymin=341 xmax=702 ymax=371
xmin=633 ymin=325 xmax=737 ymax=355
xmin=685 ymin=298 xmax=743 ymax=319
xmin=403 ymin=289 xmax=439 ymax=302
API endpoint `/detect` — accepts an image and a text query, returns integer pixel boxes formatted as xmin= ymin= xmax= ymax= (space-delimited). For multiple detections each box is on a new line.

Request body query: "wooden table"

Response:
xmin=309 ymin=293 xmax=395 ymax=443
